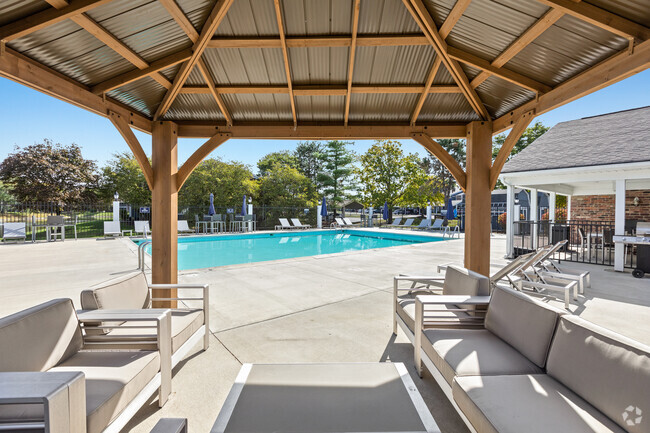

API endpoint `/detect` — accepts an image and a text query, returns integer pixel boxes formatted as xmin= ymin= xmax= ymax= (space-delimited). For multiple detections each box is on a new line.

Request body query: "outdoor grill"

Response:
xmin=633 ymin=222 xmax=650 ymax=279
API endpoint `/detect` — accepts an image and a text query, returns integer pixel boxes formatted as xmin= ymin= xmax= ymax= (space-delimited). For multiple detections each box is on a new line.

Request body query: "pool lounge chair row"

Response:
xmin=275 ymin=218 xmax=311 ymax=230
xmin=384 ymin=217 xmax=460 ymax=236
xmin=104 ymin=220 xmax=196 ymax=238
xmin=0 ymin=271 xmax=209 ymax=433
xmin=331 ymin=217 xmax=355 ymax=228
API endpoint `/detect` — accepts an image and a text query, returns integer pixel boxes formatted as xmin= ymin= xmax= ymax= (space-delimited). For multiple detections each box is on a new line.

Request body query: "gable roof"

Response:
xmin=502 ymin=106 xmax=650 ymax=173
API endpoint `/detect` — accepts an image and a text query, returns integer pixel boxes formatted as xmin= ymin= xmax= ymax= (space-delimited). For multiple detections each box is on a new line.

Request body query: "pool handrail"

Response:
xmin=138 ymin=240 xmax=152 ymax=270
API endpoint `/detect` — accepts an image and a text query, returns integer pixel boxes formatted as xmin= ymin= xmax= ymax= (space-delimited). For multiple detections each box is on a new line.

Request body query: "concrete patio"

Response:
xmin=1 ymin=233 xmax=649 ymax=432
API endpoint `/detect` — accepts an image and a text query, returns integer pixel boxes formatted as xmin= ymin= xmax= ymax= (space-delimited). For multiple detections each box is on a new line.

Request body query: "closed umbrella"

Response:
xmin=446 ymin=198 xmax=455 ymax=220
xmin=320 ymin=197 xmax=328 ymax=217
xmin=383 ymin=201 xmax=389 ymax=221
xmin=241 ymin=195 xmax=247 ymax=216
xmin=208 ymin=193 xmax=215 ymax=216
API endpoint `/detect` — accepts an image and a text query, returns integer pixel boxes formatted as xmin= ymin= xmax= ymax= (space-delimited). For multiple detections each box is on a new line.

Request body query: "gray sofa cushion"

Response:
xmin=422 ymin=328 xmax=543 ymax=386
xmin=453 ymin=374 xmax=626 ymax=433
xmin=547 ymin=315 xmax=650 ymax=433
xmin=50 ymin=350 xmax=160 ymax=433
xmin=0 ymin=299 xmax=82 ymax=372
xmin=82 ymin=272 xmax=150 ymax=310
xmin=485 ymin=286 xmax=564 ymax=368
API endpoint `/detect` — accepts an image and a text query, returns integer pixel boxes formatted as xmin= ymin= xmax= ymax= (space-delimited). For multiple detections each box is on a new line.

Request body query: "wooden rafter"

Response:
xmin=179 ymin=84 xmax=462 ymax=95
xmin=0 ymin=0 xmax=113 ymax=42
xmin=273 ymin=0 xmax=298 ymax=126
xmin=412 ymin=133 xmax=467 ymax=190
xmin=155 ymin=0 xmax=234 ymax=120
xmin=490 ymin=109 xmax=535 ymax=189
xmin=108 ymin=111 xmax=154 ymax=190
xmin=92 ymin=49 xmax=192 ymax=94
xmin=536 ymin=0 xmax=650 ymax=42
xmin=158 ymin=0 xmax=199 ymax=43
xmin=196 ymin=58 xmax=233 ymax=126
xmin=410 ymin=57 xmax=441 ymax=125
xmin=493 ymin=37 xmax=650 ymax=134
xmin=404 ymin=0 xmax=490 ymax=120
xmin=448 ymin=47 xmax=552 ymax=94
xmin=208 ymin=35 xmax=430 ymax=48
xmin=344 ymin=0 xmax=361 ymax=126
xmin=438 ymin=0 xmax=472 ymax=39
xmin=177 ymin=133 xmax=231 ymax=188
xmin=470 ymin=8 xmax=564 ymax=89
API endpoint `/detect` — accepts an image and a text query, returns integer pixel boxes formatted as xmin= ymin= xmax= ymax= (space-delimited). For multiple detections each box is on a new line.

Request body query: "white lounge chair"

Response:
xmin=413 ymin=219 xmax=430 ymax=230
xmin=429 ymin=219 xmax=444 ymax=232
xmin=343 ymin=217 xmax=354 ymax=226
xmin=400 ymin=218 xmax=414 ymax=229
xmin=291 ymin=218 xmax=311 ymax=229
xmin=386 ymin=217 xmax=403 ymax=228
xmin=533 ymin=240 xmax=590 ymax=293
xmin=178 ymin=220 xmax=194 ymax=235
xmin=103 ymin=221 xmax=122 ymax=238
xmin=1 ymin=222 xmax=26 ymax=243
xmin=333 ymin=217 xmax=346 ymax=228
xmin=275 ymin=218 xmax=293 ymax=230
xmin=135 ymin=220 xmax=151 ymax=238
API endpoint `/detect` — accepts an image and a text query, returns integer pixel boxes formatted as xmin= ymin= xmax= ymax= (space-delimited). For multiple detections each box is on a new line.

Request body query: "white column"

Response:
xmin=567 ymin=196 xmax=572 ymax=221
xmin=248 ymin=203 xmax=253 ymax=231
xmin=368 ymin=207 xmax=373 ymax=227
xmin=549 ymin=192 xmax=556 ymax=222
xmin=113 ymin=200 xmax=120 ymax=222
xmin=426 ymin=202 xmax=432 ymax=221
xmin=506 ymin=184 xmax=515 ymax=258
xmin=317 ymin=205 xmax=323 ymax=229
xmin=614 ymin=179 xmax=626 ymax=271
xmin=530 ymin=188 xmax=538 ymax=250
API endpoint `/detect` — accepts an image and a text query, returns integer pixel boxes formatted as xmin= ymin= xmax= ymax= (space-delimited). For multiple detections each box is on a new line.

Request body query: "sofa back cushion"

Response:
xmin=81 ymin=272 xmax=150 ymax=310
xmin=0 ymin=299 xmax=82 ymax=371
xmin=485 ymin=286 xmax=564 ymax=368
xmin=443 ymin=266 xmax=490 ymax=313
xmin=547 ymin=315 xmax=650 ymax=433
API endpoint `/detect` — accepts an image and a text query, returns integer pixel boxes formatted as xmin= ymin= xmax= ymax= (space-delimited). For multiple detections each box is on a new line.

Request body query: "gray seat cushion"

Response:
xmin=50 ymin=350 xmax=160 ymax=433
xmin=547 ymin=315 xmax=650 ymax=433
xmin=453 ymin=375 xmax=625 ymax=433
xmin=422 ymin=328 xmax=543 ymax=386
xmin=485 ymin=286 xmax=564 ymax=368
xmin=396 ymin=296 xmax=471 ymax=334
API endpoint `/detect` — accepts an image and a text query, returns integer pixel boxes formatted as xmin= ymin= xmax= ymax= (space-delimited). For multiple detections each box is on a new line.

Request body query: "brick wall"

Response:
xmin=571 ymin=190 xmax=650 ymax=222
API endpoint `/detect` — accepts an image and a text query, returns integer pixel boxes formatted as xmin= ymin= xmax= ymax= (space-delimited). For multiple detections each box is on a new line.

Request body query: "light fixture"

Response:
xmin=633 ymin=197 xmax=640 ymax=206
xmin=248 ymin=197 xmax=252 ymax=204
xmin=114 ymin=192 xmax=119 ymax=201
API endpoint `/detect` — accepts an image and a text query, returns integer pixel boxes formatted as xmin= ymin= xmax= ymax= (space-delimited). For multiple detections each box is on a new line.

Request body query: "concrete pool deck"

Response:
xmin=1 ymin=231 xmax=649 ymax=432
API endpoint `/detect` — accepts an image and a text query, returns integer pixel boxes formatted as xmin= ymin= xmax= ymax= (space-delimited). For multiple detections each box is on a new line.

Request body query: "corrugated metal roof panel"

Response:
xmin=203 ymin=47 xmax=287 ymax=85
xmin=358 ymin=0 xmax=421 ymax=34
xmin=0 ymin=0 xmax=48 ymax=26
xmin=165 ymin=93 xmax=225 ymax=121
xmin=53 ymin=47 xmax=135 ymax=86
xmin=289 ymin=47 xmax=349 ymax=84
xmin=175 ymin=0 xmax=214 ymax=30
xmin=475 ymin=76 xmax=536 ymax=119
xmin=418 ymin=93 xmax=480 ymax=122
xmin=223 ymin=93 xmax=293 ymax=122
xmin=353 ymin=45 xmax=435 ymax=85
xmin=283 ymin=0 xmax=353 ymax=35
xmin=296 ymin=95 xmax=345 ymax=122
xmin=160 ymin=64 xmax=181 ymax=82
xmin=185 ymin=67 xmax=206 ymax=86
xmin=216 ymin=0 xmax=278 ymax=37
xmin=348 ymin=93 xmax=417 ymax=122
xmin=587 ymin=0 xmax=650 ymax=27
xmin=433 ymin=64 xmax=455 ymax=85
xmin=107 ymin=76 xmax=166 ymax=117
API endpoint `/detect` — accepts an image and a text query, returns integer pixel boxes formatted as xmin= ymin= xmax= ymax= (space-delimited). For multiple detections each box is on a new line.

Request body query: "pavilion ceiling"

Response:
xmin=0 ymin=0 xmax=648 ymax=134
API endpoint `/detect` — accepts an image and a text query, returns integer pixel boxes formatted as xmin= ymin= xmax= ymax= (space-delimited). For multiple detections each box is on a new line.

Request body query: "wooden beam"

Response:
xmin=108 ymin=111 xmax=154 ymax=190
xmin=155 ymin=0 xmax=234 ymax=119
xmin=207 ymin=35 xmax=429 ymax=49
xmin=196 ymin=58 xmax=233 ymax=126
xmin=493 ymin=38 xmax=650 ymax=134
xmin=177 ymin=133 xmax=231 ymax=189
xmin=344 ymin=0 xmax=361 ymax=126
xmin=411 ymin=57 xmax=441 ymax=125
xmin=176 ymin=123 xmax=467 ymax=139
xmin=439 ymin=0 xmax=471 ymax=39
xmin=411 ymin=133 xmax=467 ymax=190
xmin=180 ymin=84 xmax=461 ymax=95
xmin=158 ymin=0 xmax=199 ymax=43
xmin=536 ymin=0 xmax=650 ymax=42
xmin=464 ymin=120 xmax=493 ymax=275
xmin=91 ymin=49 xmax=192 ymax=94
xmin=405 ymin=0 xmax=490 ymax=120
xmin=448 ymin=46 xmax=552 ymax=94
xmin=273 ymin=0 xmax=297 ymax=126
xmin=0 ymin=47 xmax=152 ymax=132
xmin=0 ymin=0 xmax=113 ymax=42
xmin=490 ymin=109 xmax=534 ymax=189
xmin=470 ymin=8 xmax=564 ymax=89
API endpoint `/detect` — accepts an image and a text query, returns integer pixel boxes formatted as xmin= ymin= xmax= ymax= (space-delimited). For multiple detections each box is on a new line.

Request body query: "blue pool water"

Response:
xmin=137 ymin=229 xmax=444 ymax=270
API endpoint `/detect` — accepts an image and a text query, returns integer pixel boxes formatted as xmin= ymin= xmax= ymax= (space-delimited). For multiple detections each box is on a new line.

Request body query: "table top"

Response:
xmin=211 ymin=362 xmax=440 ymax=433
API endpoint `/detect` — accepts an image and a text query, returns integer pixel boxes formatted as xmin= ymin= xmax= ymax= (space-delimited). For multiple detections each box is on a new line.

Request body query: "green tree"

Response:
xmin=421 ymin=139 xmax=466 ymax=204
xmin=357 ymin=140 xmax=437 ymax=222
xmin=179 ymin=158 xmax=257 ymax=207
xmin=257 ymin=163 xmax=318 ymax=207
xmin=0 ymin=140 xmax=98 ymax=203
xmin=317 ymin=141 xmax=355 ymax=212
xmin=257 ymin=151 xmax=298 ymax=177
xmin=491 ymin=121 xmax=549 ymax=189
xmin=0 ymin=181 xmax=15 ymax=202
xmin=98 ymin=152 xmax=151 ymax=204
xmin=294 ymin=141 xmax=323 ymax=184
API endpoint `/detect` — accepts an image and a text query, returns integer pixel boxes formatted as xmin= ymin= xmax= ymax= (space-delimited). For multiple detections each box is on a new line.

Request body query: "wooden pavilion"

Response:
xmin=1 ymin=0 xmax=649 ymax=305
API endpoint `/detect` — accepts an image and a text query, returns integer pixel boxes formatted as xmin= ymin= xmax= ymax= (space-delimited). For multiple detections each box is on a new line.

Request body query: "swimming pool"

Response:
xmin=137 ymin=230 xmax=444 ymax=270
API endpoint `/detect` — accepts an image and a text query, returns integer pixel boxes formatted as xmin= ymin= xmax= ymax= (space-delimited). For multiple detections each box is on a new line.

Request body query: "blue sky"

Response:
xmin=1 ymin=69 xmax=649 ymax=171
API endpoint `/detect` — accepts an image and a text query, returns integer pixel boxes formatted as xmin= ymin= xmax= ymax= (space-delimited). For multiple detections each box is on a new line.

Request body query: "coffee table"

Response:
xmin=211 ymin=362 xmax=440 ymax=433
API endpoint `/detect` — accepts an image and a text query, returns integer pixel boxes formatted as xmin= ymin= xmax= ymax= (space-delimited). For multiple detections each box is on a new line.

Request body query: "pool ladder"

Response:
xmin=137 ymin=240 xmax=151 ymax=270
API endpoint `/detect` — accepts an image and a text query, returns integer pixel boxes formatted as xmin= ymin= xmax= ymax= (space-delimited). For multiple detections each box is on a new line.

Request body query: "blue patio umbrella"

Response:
xmin=208 ymin=193 xmax=215 ymax=216
xmin=320 ymin=197 xmax=328 ymax=217
xmin=241 ymin=195 xmax=247 ymax=216
xmin=383 ymin=201 xmax=389 ymax=220
xmin=446 ymin=198 xmax=455 ymax=220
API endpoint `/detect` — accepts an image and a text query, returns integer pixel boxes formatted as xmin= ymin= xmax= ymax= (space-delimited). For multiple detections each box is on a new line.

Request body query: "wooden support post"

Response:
xmin=151 ymin=121 xmax=179 ymax=307
xmin=464 ymin=121 xmax=493 ymax=275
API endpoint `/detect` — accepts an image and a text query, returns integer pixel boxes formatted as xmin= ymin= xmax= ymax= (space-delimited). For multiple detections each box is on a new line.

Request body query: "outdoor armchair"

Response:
xmin=103 ymin=221 xmax=121 ymax=238
xmin=1 ymin=222 xmax=26 ymax=243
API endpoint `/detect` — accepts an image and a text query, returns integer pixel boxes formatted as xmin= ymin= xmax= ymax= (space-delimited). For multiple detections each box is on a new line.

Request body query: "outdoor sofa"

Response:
xmin=411 ymin=285 xmax=650 ymax=433
xmin=80 ymin=271 xmax=209 ymax=368
xmin=0 ymin=298 xmax=172 ymax=433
